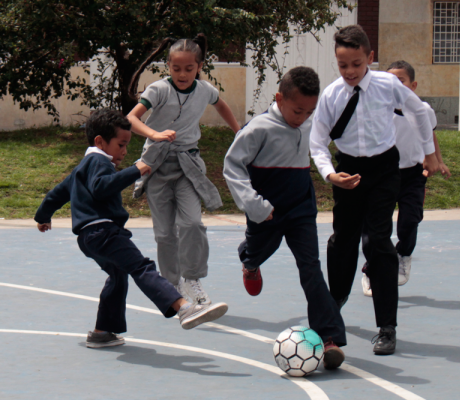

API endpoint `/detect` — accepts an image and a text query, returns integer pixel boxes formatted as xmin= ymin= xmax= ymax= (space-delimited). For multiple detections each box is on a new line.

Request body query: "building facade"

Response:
xmin=378 ymin=0 xmax=459 ymax=127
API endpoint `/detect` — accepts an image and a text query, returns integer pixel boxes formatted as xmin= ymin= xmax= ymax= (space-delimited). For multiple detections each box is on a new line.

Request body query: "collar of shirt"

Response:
xmin=343 ymin=67 xmax=372 ymax=93
xmin=270 ymin=102 xmax=283 ymax=122
xmin=85 ymin=147 xmax=115 ymax=167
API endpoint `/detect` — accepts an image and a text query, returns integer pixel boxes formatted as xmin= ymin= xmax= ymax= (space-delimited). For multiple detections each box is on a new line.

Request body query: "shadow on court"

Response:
xmin=399 ymin=296 xmax=460 ymax=310
xmin=81 ymin=343 xmax=251 ymax=378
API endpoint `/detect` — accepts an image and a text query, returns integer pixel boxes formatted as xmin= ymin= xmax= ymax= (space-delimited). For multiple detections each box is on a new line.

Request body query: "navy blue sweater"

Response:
xmin=35 ymin=153 xmax=141 ymax=235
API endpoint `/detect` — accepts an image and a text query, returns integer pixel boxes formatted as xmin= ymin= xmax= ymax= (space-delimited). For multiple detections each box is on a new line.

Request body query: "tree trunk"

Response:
xmin=116 ymin=44 xmax=138 ymax=116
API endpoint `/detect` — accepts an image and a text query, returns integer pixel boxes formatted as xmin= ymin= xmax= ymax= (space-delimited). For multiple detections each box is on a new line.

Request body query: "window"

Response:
xmin=433 ymin=2 xmax=460 ymax=63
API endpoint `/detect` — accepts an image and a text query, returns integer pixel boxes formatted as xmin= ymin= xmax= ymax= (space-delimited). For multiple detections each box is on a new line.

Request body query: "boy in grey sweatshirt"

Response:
xmin=224 ymin=67 xmax=346 ymax=370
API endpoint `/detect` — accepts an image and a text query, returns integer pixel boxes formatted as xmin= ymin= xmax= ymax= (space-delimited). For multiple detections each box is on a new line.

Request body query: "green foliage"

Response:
xmin=0 ymin=0 xmax=353 ymax=118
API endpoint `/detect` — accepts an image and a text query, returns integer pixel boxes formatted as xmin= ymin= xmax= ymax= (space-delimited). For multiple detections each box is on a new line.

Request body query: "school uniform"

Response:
xmin=224 ymin=103 xmax=346 ymax=346
xmin=394 ymin=103 xmax=436 ymax=256
xmin=135 ymin=78 xmax=221 ymax=286
xmin=363 ymin=102 xmax=436 ymax=260
xmin=35 ymin=148 xmax=181 ymax=333
xmin=310 ymin=69 xmax=435 ymax=328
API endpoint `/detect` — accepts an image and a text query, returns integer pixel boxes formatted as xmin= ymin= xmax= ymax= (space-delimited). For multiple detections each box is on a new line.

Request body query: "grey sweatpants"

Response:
xmin=145 ymin=155 xmax=209 ymax=285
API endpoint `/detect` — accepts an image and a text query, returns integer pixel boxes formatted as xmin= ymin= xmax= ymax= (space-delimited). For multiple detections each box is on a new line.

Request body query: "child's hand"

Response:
xmin=265 ymin=208 xmax=274 ymax=221
xmin=151 ymin=129 xmax=176 ymax=142
xmin=423 ymin=153 xmax=439 ymax=177
xmin=425 ymin=162 xmax=452 ymax=179
xmin=136 ymin=161 xmax=151 ymax=176
xmin=37 ymin=222 xmax=51 ymax=232
xmin=439 ymin=162 xmax=452 ymax=179
xmin=328 ymin=172 xmax=361 ymax=189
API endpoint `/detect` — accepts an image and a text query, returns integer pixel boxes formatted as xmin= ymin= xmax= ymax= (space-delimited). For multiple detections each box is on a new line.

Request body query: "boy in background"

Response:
xmin=361 ymin=60 xmax=451 ymax=296
xmin=35 ymin=109 xmax=227 ymax=348
xmin=310 ymin=25 xmax=438 ymax=355
xmin=224 ymin=67 xmax=346 ymax=370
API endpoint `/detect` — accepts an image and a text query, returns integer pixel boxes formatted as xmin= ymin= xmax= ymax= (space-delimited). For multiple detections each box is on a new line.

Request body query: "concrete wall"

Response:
xmin=379 ymin=0 xmax=459 ymax=126
xmin=0 ymin=66 xmax=90 ymax=131
xmin=0 ymin=63 xmax=246 ymax=131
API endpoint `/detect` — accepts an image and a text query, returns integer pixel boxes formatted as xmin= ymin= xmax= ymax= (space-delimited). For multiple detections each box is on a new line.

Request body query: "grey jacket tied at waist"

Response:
xmin=133 ymin=140 xmax=223 ymax=211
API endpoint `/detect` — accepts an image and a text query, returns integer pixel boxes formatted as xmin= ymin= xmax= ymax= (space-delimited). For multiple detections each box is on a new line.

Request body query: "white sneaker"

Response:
xmin=362 ymin=273 xmax=372 ymax=297
xmin=183 ymin=278 xmax=211 ymax=305
xmin=175 ymin=277 xmax=192 ymax=302
xmin=398 ymin=254 xmax=412 ymax=286
xmin=178 ymin=301 xmax=228 ymax=330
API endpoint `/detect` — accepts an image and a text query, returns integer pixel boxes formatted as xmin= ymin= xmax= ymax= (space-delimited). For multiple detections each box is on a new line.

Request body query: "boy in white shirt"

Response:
xmin=310 ymin=25 xmax=439 ymax=355
xmin=361 ymin=60 xmax=451 ymax=296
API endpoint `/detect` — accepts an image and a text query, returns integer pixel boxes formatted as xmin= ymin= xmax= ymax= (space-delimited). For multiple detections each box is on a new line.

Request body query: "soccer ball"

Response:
xmin=273 ymin=326 xmax=324 ymax=377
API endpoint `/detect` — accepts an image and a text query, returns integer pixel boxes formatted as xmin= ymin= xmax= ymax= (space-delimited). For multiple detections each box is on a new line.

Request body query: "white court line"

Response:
xmin=341 ymin=364 xmax=425 ymax=400
xmin=0 ymin=282 xmax=427 ymax=400
xmin=0 ymin=282 xmax=276 ymax=344
xmin=0 ymin=329 xmax=328 ymax=400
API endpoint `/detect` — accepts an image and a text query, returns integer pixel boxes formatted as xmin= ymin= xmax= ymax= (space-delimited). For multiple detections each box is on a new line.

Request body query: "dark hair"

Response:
xmin=279 ymin=66 xmax=320 ymax=99
xmin=334 ymin=25 xmax=371 ymax=56
xmin=128 ymin=34 xmax=207 ymax=99
xmin=387 ymin=60 xmax=415 ymax=82
xmin=86 ymin=109 xmax=131 ymax=146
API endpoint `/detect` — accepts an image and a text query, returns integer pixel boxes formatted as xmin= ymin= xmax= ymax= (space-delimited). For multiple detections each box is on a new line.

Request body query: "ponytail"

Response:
xmin=192 ymin=33 xmax=207 ymax=63
xmin=128 ymin=37 xmax=176 ymax=100
xmin=192 ymin=33 xmax=207 ymax=79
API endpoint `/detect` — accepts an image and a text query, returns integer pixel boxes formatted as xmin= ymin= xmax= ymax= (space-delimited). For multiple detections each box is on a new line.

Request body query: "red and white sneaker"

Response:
xmin=323 ymin=337 xmax=345 ymax=370
xmin=242 ymin=265 xmax=263 ymax=296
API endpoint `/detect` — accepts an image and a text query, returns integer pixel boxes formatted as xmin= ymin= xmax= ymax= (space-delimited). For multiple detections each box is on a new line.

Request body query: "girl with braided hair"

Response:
xmin=127 ymin=34 xmax=239 ymax=308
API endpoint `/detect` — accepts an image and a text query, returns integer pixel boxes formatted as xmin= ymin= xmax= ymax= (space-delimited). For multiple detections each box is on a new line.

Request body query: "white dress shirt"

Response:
xmin=395 ymin=102 xmax=437 ymax=169
xmin=310 ymin=69 xmax=436 ymax=180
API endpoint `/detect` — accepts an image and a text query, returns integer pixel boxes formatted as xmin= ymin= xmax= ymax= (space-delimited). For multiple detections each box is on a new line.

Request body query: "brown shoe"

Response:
xmin=323 ymin=337 xmax=345 ymax=370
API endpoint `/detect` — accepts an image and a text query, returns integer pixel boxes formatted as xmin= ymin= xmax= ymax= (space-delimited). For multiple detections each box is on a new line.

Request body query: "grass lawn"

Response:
xmin=0 ymin=126 xmax=458 ymax=219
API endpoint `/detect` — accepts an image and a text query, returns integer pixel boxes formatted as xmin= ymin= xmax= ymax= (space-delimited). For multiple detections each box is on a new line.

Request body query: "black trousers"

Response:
xmin=396 ymin=164 xmax=426 ymax=256
xmin=78 ymin=223 xmax=181 ymax=333
xmin=328 ymin=147 xmax=400 ymax=328
xmin=239 ymin=205 xmax=347 ymax=346
xmin=363 ymin=163 xmax=426 ymax=261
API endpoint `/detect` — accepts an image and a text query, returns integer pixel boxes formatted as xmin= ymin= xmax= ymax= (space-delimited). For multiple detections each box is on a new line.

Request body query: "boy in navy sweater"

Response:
xmin=224 ymin=67 xmax=346 ymax=370
xmin=35 ymin=109 xmax=227 ymax=348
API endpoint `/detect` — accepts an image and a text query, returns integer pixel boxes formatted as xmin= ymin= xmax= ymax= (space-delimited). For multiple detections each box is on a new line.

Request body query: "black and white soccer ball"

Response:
xmin=273 ymin=326 xmax=324 ymax=377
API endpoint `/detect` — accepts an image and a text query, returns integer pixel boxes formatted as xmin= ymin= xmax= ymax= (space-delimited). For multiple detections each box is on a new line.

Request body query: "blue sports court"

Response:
xmin=1 ymin=212 xmax=459 ymax=399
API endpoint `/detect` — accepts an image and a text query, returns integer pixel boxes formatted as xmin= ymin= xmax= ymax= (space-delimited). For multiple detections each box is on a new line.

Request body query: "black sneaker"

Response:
xmin=372 ymin=326 xmax=396 ymax=355
xmin=86 ymin=331 xmax=125 ymax=348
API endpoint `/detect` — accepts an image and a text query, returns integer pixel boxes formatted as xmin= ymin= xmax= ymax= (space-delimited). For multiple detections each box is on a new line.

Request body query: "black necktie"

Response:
xmin=330 ymin=86 xmax=361 ymax=141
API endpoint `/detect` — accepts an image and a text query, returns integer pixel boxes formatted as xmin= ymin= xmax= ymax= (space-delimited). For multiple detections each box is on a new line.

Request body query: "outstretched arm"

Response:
xmin=86 ymin=159 xmax=143 ymax=200
xmin=213 ymin=98 xmax=240 ymax=134
xmin=35 ymin=175 xmax=72 ymax=228
xmin=127 ymin=103 xmax=176 ymax=142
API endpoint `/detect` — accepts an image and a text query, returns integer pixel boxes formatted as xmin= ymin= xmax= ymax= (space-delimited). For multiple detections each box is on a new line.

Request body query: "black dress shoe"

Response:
xmin=372 ymin=326 xmax=396 ymax=355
